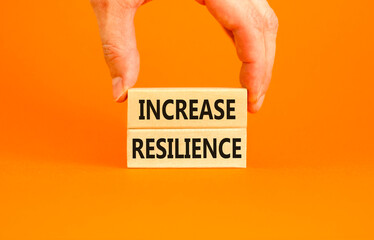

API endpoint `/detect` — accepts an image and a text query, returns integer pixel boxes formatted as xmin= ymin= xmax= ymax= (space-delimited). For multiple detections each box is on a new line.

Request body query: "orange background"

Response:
xmin=1 ymin=0 xmax=374 ymax=239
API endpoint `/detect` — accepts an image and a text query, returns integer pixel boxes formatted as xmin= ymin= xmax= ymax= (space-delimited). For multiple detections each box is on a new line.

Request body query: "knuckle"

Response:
xmin=263 ymin=8 xmax=279 ymax=32
xmin=250 ymin=10 xmax=265 ymax=30
xmin=102 ymin=43 xmax=123 ymax=63
xmin=90 ymin=0 xmax=109 ymax=9
xmin=90 ymin=0 xmax=144 ymax=10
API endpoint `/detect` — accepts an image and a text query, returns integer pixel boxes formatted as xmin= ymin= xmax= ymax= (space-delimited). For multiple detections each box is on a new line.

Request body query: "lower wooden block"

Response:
xmin=127 ymin=128 xmax=246 ymax=168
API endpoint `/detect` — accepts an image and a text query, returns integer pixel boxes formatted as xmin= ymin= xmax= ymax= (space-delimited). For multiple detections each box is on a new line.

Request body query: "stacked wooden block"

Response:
xmin=127 ymin=88 xmax=247 ymax=168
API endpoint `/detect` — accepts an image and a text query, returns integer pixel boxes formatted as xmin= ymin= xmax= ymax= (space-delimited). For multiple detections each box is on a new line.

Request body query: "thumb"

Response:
xmin=91 ymin=0 xmax=142 ymax=102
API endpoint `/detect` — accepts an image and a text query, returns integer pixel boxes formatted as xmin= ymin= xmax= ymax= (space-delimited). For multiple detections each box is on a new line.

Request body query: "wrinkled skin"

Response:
xmin=90 ymin=0 xmax=278 ymax=112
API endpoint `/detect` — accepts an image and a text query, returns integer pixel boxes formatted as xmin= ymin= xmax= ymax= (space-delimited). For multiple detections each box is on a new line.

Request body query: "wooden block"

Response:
xmin=127 ymin=128 xmax=246 ymax=168
xmin=127 ymin=88 xmax=247 ymax=129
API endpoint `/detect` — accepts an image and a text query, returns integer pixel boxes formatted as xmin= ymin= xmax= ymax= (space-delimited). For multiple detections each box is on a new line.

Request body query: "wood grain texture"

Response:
xmin=127 ymin=88 xmax=247 ymax=129
xmin=127 ymin=128 xmax=246 ymax=168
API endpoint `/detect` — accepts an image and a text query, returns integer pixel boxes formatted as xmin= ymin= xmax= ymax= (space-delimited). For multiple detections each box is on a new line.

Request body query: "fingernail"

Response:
xmin=248 ymin=94 xmax=265 ymax=113
xmin=112 ymin=77 xmax=128 ymax=102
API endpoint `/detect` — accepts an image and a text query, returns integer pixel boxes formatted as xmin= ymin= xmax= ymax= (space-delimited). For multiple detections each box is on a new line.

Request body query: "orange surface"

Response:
xmin=1 ymin=0 xmax=374 ymax=239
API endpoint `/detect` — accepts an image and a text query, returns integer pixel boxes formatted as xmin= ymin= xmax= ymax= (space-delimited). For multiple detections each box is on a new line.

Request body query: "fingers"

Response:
xmin=242 ymin=6 xmax=278 ymax=112
xmin=91 ymin=0 xmax=147 ymax=102
xmin=198 ymin=0 xmax=278 ymax=112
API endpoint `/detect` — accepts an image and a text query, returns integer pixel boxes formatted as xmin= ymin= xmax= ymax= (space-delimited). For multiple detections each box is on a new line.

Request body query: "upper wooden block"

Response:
xmin=127 ymin=88 xmax=247 ymax=129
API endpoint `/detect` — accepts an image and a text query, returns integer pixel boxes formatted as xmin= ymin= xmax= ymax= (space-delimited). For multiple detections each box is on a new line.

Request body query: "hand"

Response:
xmin=90 ymin=0 xmax=278 ymax=113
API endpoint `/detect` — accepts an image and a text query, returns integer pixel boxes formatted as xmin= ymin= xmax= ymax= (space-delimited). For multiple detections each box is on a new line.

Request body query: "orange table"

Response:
xmin=1 ymin=0 xmax=373 ymax=239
